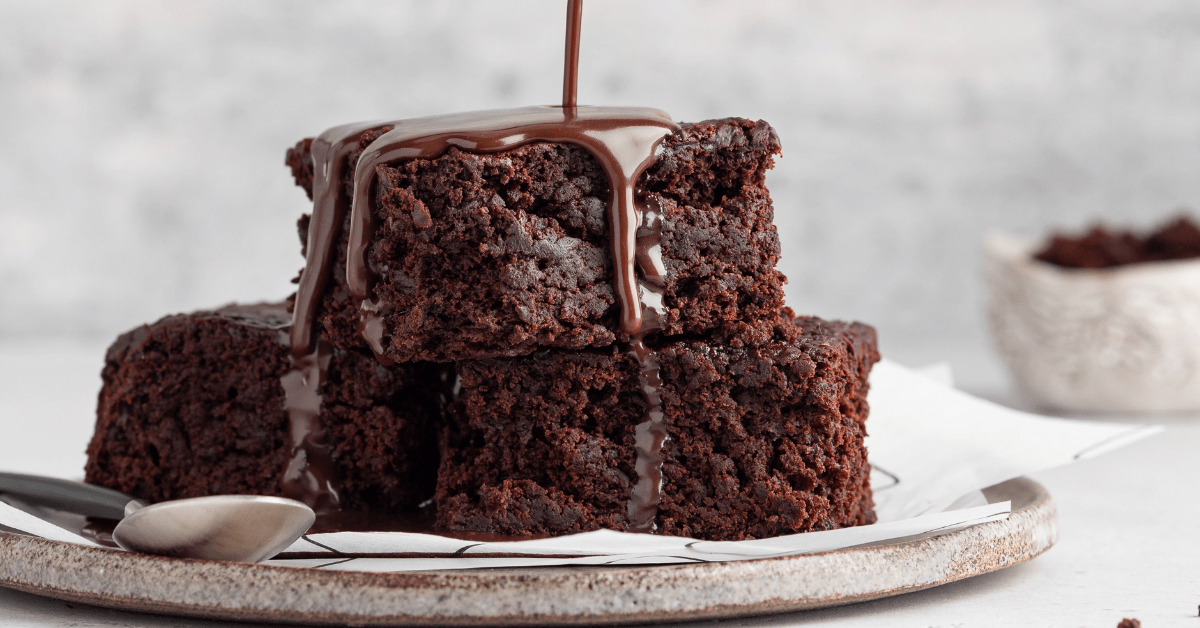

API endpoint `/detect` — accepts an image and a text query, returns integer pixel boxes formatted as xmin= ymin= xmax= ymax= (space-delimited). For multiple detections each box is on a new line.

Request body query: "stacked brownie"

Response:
xmin=285 ymin=117 xmax=880 ymax=539
xmin=86 ymin=116 xmax=879 ymax=541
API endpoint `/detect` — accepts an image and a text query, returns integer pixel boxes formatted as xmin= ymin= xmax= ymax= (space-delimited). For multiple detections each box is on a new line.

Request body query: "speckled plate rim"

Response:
xmin=0 ymin=477 xmax=1055 ymax=626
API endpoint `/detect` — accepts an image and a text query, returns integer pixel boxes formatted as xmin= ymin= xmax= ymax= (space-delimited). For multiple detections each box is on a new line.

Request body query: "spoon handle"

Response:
xmin=0 ymin=471 xmax=132 ymax=520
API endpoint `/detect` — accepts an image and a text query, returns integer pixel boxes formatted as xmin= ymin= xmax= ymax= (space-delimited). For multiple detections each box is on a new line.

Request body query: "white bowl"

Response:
xmin=985 ymin=232 xmax=1200 ymax=413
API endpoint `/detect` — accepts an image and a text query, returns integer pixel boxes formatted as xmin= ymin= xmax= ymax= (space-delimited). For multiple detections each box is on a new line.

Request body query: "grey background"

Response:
xmin=2 ymin=0 xmax=1198 ymax=366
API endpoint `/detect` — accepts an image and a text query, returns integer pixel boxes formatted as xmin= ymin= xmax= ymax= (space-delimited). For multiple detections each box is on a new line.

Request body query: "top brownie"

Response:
xmin=288 ymin=118 xmax=787 ymax=363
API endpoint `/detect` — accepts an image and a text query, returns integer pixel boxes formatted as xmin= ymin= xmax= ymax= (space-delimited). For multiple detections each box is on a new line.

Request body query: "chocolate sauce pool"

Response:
xmin=284 ymin=0 xmax=678 ymax=532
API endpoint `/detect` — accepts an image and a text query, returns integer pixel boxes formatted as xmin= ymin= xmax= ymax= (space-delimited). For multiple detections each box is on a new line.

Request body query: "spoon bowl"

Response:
xmin=0 ymin=471 xmax=315 ymax=563
xmin=113 ymin=495 xmax=316 ymax=563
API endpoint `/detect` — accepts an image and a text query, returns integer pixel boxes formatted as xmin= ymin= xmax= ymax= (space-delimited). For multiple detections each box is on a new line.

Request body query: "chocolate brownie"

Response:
xmin=84 ymin=303 xmax=450 ymax=511
xmin=85 ymin=109 xmax=878 ymax=542
xmin=436 ymin=315 xmax=878 ymax=541
xmin=1035 ymin=216 xmax=1200 ymax=268
xmin=287 ymin=118 xmax=787 ymax=363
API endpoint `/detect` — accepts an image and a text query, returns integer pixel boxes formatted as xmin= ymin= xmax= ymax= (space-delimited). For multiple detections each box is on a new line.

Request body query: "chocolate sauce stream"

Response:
xmin=562 ymin=0 xmax=583 ymax=108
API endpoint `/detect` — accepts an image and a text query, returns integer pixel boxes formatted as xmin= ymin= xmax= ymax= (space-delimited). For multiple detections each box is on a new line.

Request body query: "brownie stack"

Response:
xmin=86 ymin=116 xmax=879 ymax=541
xmin=288 ymin=117 xmax=878 ymax=539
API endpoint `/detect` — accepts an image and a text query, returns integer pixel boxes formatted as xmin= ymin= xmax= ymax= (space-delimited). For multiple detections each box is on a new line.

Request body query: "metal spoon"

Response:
xmin=0 ymin=471 xmax=314 ymax=563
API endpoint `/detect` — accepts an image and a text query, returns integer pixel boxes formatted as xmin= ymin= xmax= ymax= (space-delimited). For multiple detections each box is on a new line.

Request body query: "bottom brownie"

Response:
xmin=84 ymin=303 xmax=450 ymax=511
xmin=436 ymin=316 xmax=879 ymax=541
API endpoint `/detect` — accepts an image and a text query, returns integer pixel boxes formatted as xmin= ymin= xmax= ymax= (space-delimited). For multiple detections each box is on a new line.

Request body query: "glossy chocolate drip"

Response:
xmin=278 ymin=337 xmax=341 ymax=513
xmin=282 ymin=121 xmax=390 ymax=511
xmin=290 ymin=121 xmax=392 ymax=356
xmin=625 ymin=197 xmax=670 ymax=532
xmin=562 ymin=0 xmax=583 ymax=108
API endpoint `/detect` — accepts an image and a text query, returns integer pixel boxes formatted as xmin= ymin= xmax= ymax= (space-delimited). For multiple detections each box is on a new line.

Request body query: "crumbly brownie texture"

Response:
xmin=1035 ymin=216 xmax=1200 ymax=268
xmin=436 ymin=316 xmax=878 ymax=541
xmin=287 ymin=118 xmax=787 ymax=363
xmin=84 ymin=303 xmax=449 ymax=511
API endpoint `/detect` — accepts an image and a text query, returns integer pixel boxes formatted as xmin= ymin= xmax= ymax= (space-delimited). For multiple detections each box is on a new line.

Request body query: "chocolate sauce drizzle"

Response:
xmin=281 ymin=121 xmax=390 ymax=511
xmin=624 ymin=197 xmax=670 ymax=532
xmin=278 ymin=337 xmax=340 ymax=513
xmin=284 ymin=0 xmax=677 ymax=531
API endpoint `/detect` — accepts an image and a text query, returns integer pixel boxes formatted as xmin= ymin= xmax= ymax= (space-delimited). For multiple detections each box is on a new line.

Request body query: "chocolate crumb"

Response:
xmin=1116 ymin=618 xmax=1141 ymax=628
xmin=1035 ymin=215 xmax=1200 ymax=268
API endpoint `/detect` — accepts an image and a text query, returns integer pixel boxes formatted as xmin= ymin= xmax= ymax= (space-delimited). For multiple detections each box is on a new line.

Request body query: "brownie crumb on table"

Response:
xmin=1034 ymin=215 xmax=1200 ymax=269
xmin=1116 ymin=618 xmax=1141 ymax=628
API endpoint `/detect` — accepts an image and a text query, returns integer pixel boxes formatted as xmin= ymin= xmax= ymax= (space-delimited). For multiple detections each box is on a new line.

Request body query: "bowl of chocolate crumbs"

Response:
xmin=985 ymin=216 xmax=1200 ymax=412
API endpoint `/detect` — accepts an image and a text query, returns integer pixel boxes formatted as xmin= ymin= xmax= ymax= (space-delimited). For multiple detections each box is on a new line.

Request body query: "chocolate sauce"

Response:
xmin=625 ymin=197 xmax=670 ymax=533
xmin=562 ymin=0 xmax=583 ymax=108
xmin=289 ymin=121 xmax=392 ymax=357
xmin=279 ymin=122 xmax=394 ymax=511
xmin=278 ymin=338 xmax=341 ymax=513
xmin=286 ymin=0 xmax=679 ymax=531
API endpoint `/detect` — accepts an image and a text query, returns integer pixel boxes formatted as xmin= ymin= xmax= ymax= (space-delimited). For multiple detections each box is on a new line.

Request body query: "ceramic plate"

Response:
xmin=0 ymin=477 xmax=1054 ymax=626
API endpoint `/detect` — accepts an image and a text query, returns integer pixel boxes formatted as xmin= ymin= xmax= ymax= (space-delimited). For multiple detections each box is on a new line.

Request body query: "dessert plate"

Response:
xmin=0 ymin=477 xmax=1054 ymax=626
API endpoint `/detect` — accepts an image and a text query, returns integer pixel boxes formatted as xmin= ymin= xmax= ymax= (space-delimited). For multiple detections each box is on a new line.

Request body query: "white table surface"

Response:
xmin=0 ymin=339 xmax=1196 ymax=628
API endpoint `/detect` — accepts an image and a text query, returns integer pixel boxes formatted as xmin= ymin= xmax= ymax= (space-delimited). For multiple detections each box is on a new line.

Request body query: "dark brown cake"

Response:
xmin=84 ymin=302 xmax=450 ymax=511
xmin=436 ymin=315 xmax=878 ymax=541
xmin=1035 ymin=216 xmax=1200 ymax=268
xmin=287 ymin=118 xmax=788 ymax=363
